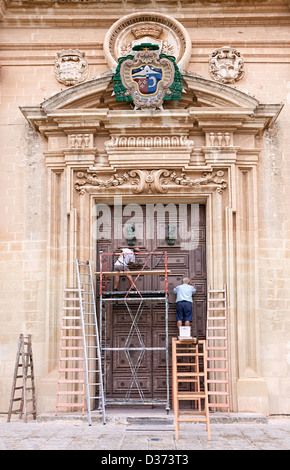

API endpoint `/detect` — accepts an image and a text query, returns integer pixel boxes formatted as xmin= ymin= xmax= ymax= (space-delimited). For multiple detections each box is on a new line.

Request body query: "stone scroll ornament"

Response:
xmin=55 ymin=49 xmax=88 ymax=86
xmin=113 ymin=43 xmax=183 ymax=109
xmin=209 ymin=46 xmax=245 ymax=84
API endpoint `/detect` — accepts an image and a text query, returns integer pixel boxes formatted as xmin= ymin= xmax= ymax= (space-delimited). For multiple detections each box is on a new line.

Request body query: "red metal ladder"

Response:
xmin=55 ymin=287 xmax=85 ymax=416
xmin=206 ymin=286 xmax=230 ymax=416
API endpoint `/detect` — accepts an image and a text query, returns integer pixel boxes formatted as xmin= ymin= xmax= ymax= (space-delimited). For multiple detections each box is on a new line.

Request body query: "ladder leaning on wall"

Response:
xmin=206 ymin=286 xmax=230 ymax=416
xmin=7 ymin=334 xmax=37 ymax=423
xmin=55 ymin=287 xmax=86 ymax=417
xmin=75 ymin=259 xmax=106 ymax=425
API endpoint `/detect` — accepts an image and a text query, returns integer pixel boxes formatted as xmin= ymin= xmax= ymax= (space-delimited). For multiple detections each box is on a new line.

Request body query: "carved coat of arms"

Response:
xmin=209 ymin=46 xmax=245 ymax=84
xmin=113 ymin=43 xmax=183 ymax=109
xmin=55 ymin=49 xmax=88 ymax=86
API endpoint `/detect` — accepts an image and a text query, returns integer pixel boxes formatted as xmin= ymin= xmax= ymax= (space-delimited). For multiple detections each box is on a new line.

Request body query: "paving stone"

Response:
xmin=1 ymin=414 xmax=290 ymax=451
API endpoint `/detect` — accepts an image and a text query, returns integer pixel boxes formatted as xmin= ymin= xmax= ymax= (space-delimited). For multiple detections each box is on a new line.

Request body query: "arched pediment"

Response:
xmin=38 ymin=70 xmax=260 ymax=112
xmin=20 ymin=70 xmax=282 ymax=148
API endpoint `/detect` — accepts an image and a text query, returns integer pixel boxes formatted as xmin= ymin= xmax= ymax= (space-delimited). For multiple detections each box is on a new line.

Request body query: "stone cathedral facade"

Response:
xmin=0 ymin=1 xmax=289 ymax=416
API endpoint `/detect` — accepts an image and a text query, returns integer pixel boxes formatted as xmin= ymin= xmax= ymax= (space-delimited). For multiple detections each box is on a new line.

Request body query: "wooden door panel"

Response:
xmin=96 ymin=203 xmax=207 ymax=404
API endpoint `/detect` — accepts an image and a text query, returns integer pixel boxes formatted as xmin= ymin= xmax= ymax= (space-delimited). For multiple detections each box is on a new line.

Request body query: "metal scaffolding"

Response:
xmin=97 ymin=251 xmax=170 ymax=412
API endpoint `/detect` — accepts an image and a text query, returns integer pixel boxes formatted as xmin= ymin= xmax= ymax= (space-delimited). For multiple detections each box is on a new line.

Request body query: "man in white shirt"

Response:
xmin=114 ymin=247 xmax=141 ymax=290
xmin=173 ymin=277 xmax=196 ymax=329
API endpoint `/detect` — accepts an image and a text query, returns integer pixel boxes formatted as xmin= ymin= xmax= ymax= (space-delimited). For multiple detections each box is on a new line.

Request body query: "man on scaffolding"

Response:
xmin=113 ymin=247 xmax=141 ymax=290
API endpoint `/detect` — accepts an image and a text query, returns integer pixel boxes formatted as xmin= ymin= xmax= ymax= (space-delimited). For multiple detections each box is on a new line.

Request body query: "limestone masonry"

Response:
xmin=0 ymin=1 xmax=289 ymax=416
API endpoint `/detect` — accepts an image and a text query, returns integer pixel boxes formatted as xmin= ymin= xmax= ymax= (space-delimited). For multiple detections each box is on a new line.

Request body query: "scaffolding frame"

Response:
xmin=97 ymin=251 xmax=170 ymax=412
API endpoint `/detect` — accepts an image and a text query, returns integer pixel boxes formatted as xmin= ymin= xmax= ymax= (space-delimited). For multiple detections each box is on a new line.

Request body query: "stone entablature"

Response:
xmin=21 ymin=71 xmax=282 ymax=168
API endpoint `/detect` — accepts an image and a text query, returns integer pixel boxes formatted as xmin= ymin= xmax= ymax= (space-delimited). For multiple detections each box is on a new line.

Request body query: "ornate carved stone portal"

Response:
xmin=20 ymin=12 xmax=283 ymax=415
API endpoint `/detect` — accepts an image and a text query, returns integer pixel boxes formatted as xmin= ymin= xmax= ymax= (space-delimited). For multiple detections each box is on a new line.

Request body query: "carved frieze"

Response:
xmin=104 ymin=135 xmax=194 ymax=149
xmin=209 ymin=46 xmax=245 ymax=84
xmin=55 ymin=49 xmax=88 ymax=86
xmin=75 ymin=169 xmax=227 ymax=195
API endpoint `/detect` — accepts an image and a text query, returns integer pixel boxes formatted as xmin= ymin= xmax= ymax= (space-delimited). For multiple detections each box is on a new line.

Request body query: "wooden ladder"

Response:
xmin=7 ymin=334 xmax=36 ymax=422
xmin=172 ymin=338 xmax=211 ymax=441
xmin=55 ymin=287 xmax=85 ymax=416
xmin=206 ymin=286 xmax=230 ymax=416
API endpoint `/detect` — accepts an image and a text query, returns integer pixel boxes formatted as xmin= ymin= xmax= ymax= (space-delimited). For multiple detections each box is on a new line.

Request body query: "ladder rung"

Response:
xmin=177 ymin=372 xmax=205 ymax=377
xmin=56 ymin=403 xmax=84 ymax=408
xmin=207 ymin=317 xmax=226 ymax=320
xmin=61 ymin=336 xmax=83 ymax=340
xmin=63 ymin=307 xmax=81 ymax=310
xmin=58 ymin=379 xmax=85 ymax=384
xmin=57 ymin=391 xmax=84 ymax=395
xmin=176 ymin=353 xmax=203 ymax=357
xmin=60 ymin=347 xmax=84 ymax=350
xmin=208 ymin=298 xmax=226 ymax=302
xmin=207 ymin=336 xmax=227 ymax=340
xmin=207 ymin=326 xmax=226 ymax=330
xmin=208 ymin=391 xmax=229 ymax=396
xmin=62 ymin=315 xmax=82 ymax=320
xmin=207 ymin=379 xmax=228 ymax=384
xmin=208 ymin=289 xmax=226 ymax=293
xmin=207 ymin=357 xmax=227 ymax=361
xmin=59 ymin=357 xmax=84 ymax=361
xmin=208 ymin=307 xmax=226 ymax=311
xmin=207 ymin=368 xmax=228 ymax=372
xmin=59 ymin=368 xmax=85 ymax=372
xmin=62 ymin=326 xmax=82 ymax=330
xmin=176 ymin=392 xmax=206 ymax=399
xmin=208 ymin=403 xmax=229 ymax=408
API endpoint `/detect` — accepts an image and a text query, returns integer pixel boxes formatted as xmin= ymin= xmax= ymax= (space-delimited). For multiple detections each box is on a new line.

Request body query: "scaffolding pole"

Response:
xmin=97 ymin=251 xmax=170 ymax=412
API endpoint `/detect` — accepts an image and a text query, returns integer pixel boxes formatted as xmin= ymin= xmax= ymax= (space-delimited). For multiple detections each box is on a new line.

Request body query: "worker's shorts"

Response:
xmin=114 ymin=263 xmax=128 ymax=272
xmin=176 ymin=301 xmax=193 ymax=322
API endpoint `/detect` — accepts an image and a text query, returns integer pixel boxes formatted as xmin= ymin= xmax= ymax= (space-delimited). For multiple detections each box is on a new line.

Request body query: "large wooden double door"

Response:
xmin=96 ymin=203 xmax=206 ymax=405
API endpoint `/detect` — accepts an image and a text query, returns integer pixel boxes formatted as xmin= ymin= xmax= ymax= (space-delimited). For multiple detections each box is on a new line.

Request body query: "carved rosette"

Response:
xmin=55 ymin=49 xmax=88 ymax=86
xmin=75 ymin=169 xmax=227 ymax=195
xmin=209 ymin=46 xmax=245 ymax=84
